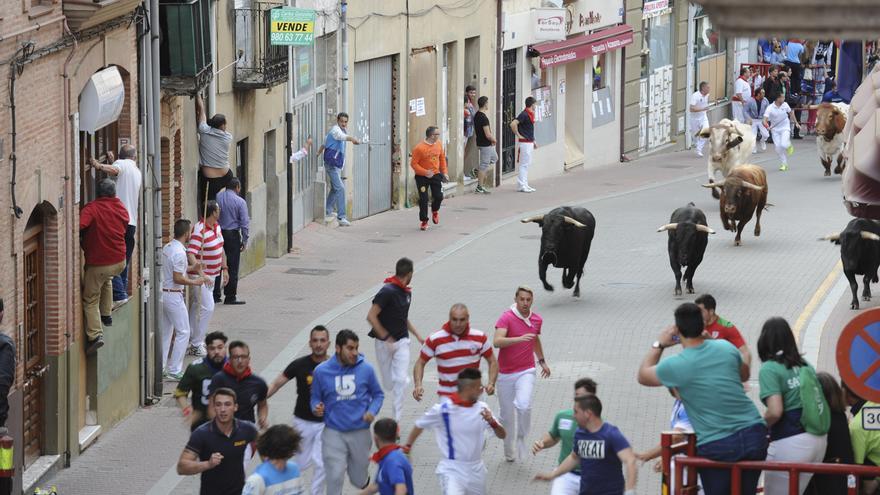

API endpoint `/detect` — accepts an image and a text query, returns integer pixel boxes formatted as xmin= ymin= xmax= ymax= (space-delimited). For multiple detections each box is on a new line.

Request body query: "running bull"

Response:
xmin=521 ymin=206 xmax=596 ymax=297
xmin=821 ymin=218 xmax=880 ymax=310
xmin=702 ymin=164 xmax=768 ymax=246
xmin=697 ymin=119 xmax=756 ymax=198
xmin=657 ymin=203 xmax=715 ymax=296
xmin=815 ymin=102 xmax=849 ymax=176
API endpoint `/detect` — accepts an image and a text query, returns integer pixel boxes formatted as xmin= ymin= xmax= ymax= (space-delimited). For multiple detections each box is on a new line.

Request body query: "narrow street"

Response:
xmin=42 ymin=144 xmax=859 ymax=494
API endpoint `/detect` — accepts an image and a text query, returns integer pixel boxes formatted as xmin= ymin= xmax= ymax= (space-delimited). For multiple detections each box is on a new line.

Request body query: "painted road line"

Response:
xmin=794 ymin=261 xmax=843 ymax=343
xmin=802 ymin=271 xmax=847 ymax=367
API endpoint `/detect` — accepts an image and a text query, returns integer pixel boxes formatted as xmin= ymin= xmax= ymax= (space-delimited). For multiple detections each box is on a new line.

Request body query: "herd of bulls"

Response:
xmin=522 ymin=102 xmax=878 ymax=309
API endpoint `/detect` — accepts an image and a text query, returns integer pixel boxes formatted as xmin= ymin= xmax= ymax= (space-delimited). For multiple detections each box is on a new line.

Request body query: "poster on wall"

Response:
xmin=647 ymin=65 xmax=673 ymax=149
xmin=531 ymin=86 xmax=553 ymax=121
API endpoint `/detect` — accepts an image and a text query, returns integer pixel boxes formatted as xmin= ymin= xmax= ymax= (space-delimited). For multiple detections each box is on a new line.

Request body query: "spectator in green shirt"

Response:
xmin=757 ymin=317 xmax=827 ymax=495
xmin=850 ymin=400 xmax=880 ymax=494
xmin=530 ymin=378 xmax=597 ymax=495
xmin=175 ymin=331 xmax=228 ymax=431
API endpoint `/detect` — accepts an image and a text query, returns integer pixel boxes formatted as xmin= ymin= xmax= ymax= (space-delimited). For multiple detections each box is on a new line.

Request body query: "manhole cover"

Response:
xmin=520 ymin=234 xmax=540 ymax=240
xmin=365 ymin=239 xmax=390 ymax=243
xmin=285 ymin=268 xmax=336 ymax=276
xmin=601 ymin=282 xmax=649 ymax=289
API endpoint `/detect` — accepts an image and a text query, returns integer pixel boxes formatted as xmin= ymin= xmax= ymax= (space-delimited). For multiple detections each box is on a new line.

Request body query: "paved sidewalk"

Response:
xmin=45 ymin=144 xmax=847 ymax=494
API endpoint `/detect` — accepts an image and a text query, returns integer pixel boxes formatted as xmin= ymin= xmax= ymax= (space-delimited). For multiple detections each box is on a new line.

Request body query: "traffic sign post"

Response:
xmin=270 ymin=8 xmax=316 ymax=46
xmin=837 ymin=308 xmax=880 ymax=403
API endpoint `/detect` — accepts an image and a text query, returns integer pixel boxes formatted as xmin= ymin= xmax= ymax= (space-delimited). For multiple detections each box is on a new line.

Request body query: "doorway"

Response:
xmin=501 ymin=49 xmax=518 ymax=174
xmin=292 ymin=97 xmax=317 ymax=231
xmin=352 ymin=56 xmax=393 ymax=219
xmin=22 ymin=219 xmax=46 ymax=467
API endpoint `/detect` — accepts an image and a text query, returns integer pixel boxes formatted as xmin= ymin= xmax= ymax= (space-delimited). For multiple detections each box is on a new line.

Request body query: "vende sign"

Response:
xmin=539 ymin=29 xmax=634 ymax=68
xmin=533 ymin=8 xmax=567 ymax=41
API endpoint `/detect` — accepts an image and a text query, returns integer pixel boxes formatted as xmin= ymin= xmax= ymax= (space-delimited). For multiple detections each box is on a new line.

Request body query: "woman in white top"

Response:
xmin=763 ymin=92 xmax=801 ymax=171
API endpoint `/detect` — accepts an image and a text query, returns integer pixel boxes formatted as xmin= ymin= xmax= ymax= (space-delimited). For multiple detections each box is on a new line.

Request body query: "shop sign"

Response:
xmin=565 ymin=0 xmax=623 ymax=36
xmin=533 ymin=8 xmax=567 ymax=41
xmin=643 ymin=0 xmax=670 ymax=18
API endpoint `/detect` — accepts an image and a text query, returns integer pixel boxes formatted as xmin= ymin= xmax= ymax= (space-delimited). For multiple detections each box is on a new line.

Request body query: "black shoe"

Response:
xmin=101 ymin=315 xmax=112 ymax=327
xmin=86 ymin=336 xmax=105 ymax=355
xmin=224 ymin=299 xmax=246 ymax=305
xmin=213 ymin=297 xmax=222 ymax=304
xmin=792 ymin=133 xmax=803 ymax=140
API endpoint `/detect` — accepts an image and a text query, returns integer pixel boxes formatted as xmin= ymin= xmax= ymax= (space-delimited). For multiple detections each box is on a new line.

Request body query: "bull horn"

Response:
xmin=741 ymin=181 xmax=765 ymax=191
xmin=563 ymin=216 xmax=587 ymax=228
xmin=701 ymin=180 xmax=725 ymax=189
xmin=520 ymin=215 xmax=544 ymax=223
xmin=819 ymin=233 xmax=840 ymax=241
xmin=656 ymin=223 xmax=678 ymax=232
xmin=695 ymin=224 xmax=716 ymax=234
xmin=861 ymin=231 xmax=880 ymax=241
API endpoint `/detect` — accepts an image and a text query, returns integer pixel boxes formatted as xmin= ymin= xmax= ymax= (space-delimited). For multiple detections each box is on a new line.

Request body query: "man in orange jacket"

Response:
xmin=411 ymin=126 xmax=448 ymax=231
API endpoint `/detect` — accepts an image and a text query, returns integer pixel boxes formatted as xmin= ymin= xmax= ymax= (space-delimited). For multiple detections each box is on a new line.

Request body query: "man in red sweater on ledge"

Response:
xmin=80 ymin=178 xmax=130 ymax=354
xmin=411 ymin=126 xmax=448 ymax=231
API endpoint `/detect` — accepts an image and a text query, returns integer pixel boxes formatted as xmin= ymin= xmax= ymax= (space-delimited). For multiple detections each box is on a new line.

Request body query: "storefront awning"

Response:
xmin=532 ymin=24 xmax=634 ymax=69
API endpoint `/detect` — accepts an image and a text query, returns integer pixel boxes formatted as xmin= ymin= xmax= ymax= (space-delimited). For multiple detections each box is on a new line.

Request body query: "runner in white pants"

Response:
xmin=510 ymin=97 xmax=538 ymax=193
xmin=763 ymin=92 xmax=800 ymax=171
xmin=160 ymin=219 xmax=208 ymax=379
xmin=493 ymin=286 xmax=551 ymax=462
xmin=531 ymin=378 xmax=598 ymax=495
xmin=689 ymin=82 xmax=711 ymax=157
xmin=267 ymin=325 xmax=331 ymax=495
xmin=405 ymin=368 xmax=507 ymax=495
xmin=366 ymin=257 xmax=424 ymax=421
xmin=186 ymin=202 xmax=227 ymax=357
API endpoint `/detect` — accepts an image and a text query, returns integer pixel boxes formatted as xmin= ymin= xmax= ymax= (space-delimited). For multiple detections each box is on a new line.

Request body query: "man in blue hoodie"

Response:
xmin=312 ymin=329 xmax=385 ymax=494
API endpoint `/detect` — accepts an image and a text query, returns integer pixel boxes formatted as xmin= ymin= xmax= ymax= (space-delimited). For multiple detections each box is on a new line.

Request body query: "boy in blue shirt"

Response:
xmin=243 ymin=424 xmax=305 ymax=494
xmin=360 ymin=418 xmax=414 ymax=495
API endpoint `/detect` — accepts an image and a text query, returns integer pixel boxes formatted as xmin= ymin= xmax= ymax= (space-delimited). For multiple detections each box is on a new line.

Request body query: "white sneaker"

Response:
xmin=193 ymin=343 xmax=207 ymax=357
xmin=752 ymin=148 xmax=757 ymax=154
xmin=696 ymin=150 xmax=704 ymax=157
xmin=526 ymin=186 xmax=536 ymax=192
xmin=761 ymin=141 xmax=767 ymax=151
xmin=517 ymin=188 xmax=534 ymax=193
xmin=338 ymin=218 xmax=351 ymax=227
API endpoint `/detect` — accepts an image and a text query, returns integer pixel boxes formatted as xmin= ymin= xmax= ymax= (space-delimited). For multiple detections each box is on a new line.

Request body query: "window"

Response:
xmin=294 ymin=44 xmax=314 ymax=97
xmin=236 ymin=138 xmax=248 ymax=197
xmin=592 ymin=53 xmax=607 ymax=91
xmin=641 ymin=11 xmax=673 ymax=78
xmin=694 ymin=7 xmax=725 ymax=59
xmin=263 ymin=130 xmax=275 ymax=184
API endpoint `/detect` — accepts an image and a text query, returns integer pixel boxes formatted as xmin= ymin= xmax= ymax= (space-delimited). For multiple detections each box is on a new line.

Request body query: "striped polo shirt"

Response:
xmin=420 ymin=325 xmax=493 ymax=396
xmin=187 ymin=221 xmax=224 ymax=277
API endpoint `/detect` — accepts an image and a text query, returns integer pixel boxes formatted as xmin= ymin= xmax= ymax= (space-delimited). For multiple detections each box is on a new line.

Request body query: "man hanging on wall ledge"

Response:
xmin=195 ymin=94 xmax=234 ymax=207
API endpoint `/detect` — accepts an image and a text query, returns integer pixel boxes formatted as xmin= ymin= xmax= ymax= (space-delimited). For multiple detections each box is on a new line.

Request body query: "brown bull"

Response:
xmin=815 ymin=102 xmax=849 ymax=176
xmin=702 ymin=164 xmax=769 ymax=246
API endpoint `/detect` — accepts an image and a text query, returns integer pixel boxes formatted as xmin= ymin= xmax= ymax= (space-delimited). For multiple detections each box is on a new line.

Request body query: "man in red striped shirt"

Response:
xmin=412 ymin=303 xmax=498 ymax=401
xmin=187 ymin=200 xmax=228 ymax=357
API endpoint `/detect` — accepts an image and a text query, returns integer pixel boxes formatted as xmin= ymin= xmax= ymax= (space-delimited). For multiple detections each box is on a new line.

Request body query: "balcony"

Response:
xmin=63 ymin=0 xmax=141 ymax=32
xmin=233 ymin=2 xmax=288 ymax=89
xmin=159 ymin=0 xmax=213 ymax=95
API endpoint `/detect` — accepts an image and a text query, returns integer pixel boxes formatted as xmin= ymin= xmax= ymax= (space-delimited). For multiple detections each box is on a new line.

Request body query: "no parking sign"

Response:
xmin=837 ymin=308 xmax=880 ymax=406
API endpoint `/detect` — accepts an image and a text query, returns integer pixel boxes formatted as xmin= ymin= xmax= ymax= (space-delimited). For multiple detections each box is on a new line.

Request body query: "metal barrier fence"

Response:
xmin=661 ymin=432 xmax=880 ymax=495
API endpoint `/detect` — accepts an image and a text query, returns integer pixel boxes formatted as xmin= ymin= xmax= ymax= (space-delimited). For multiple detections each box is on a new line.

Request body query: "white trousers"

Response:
xmin=188 ymin=283 xmax=215 ymax=347
xmin=160 ymin=291 xmax=190 ymax=374
xmin=516 ymin=143 xmax=534 ymax=190
xmin=374 ymin=337 xmax=411 ymax=421
xmin=690 ymin=115 xmax=710 ymax=153
xmin=293 ymin=417 xmax=325 ymax=495
xmin=751 ymin=121 xmax=770 ymax=142
xmin=771 ymin=128 xmax=792 ymax=165
xmin=437 ymin=459 xmax=487 ymax=495
xmin=732 ymin=103 xmax=746 ymax=123
xmin=497 ymin=368 xmax=535 ymax=460
xmin=764 ymin=432 xmax=827 ymax=495
xmin=550 ymin=472 xmax=580 ymax=495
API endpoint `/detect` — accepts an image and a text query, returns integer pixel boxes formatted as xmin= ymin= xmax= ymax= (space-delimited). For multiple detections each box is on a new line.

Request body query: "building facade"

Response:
xmin=0 ymin=0 xmax=144 ymax=492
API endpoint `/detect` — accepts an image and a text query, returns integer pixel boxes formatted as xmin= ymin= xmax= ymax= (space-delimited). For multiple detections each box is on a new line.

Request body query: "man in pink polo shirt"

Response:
xmin=493 ymin=285 xmax=551 ymax=462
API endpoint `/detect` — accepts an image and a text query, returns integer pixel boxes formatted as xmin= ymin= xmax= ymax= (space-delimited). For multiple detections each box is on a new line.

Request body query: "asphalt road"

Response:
xmin=46 ymin=143 xmax=855 ymax=495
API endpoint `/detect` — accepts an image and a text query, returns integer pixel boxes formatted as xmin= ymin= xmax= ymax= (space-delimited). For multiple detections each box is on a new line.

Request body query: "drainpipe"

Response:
xmin=340 ymin=0 xmax=348 ymax=113
xmin=685 ymin=3 xmax=696 ymax=149
xmin=61 ymin=17 xmax=78 ymax=467
xmin=208 ymin=0 xmax=217 ymax=116
xmin=285 ymin=0 xmax=293 ymax=251
xmin=150 ymin=0 xmax=164 ymax=398
xmin=618 ymin=0 xmax=626 ymax=160
xmin=495 ymin=0 xmax=502 ymax=186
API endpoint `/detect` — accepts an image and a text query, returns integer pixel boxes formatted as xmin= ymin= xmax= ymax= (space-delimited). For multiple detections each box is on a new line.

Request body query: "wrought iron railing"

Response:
xmin=233 ymin=2 xmax=288 ymax=89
